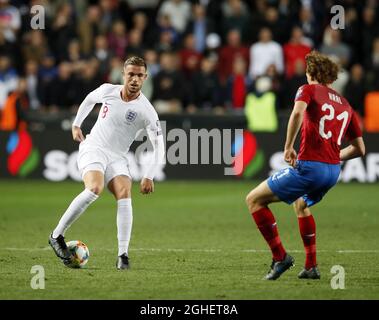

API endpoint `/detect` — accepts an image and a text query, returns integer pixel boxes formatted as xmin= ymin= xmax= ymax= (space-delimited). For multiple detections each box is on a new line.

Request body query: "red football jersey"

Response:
xmin=294 ymin=84 xmax=362 ymax=164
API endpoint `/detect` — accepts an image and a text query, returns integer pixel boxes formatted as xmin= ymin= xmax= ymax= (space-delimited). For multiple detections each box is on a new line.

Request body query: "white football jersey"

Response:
xmin=72 ymin=83 xmax=164 ymax=179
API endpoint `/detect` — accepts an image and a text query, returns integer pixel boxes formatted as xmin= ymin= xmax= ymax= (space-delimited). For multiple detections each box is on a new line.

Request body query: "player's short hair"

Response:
xmin=123 ymin=56 xmax=147 ymax=71
xmin=305 ymin=51 xmax=339 ymax=85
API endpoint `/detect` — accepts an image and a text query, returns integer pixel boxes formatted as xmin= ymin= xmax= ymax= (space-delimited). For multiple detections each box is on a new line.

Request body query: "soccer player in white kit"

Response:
xmin=48 ymin=56 xmax=165 ymax=270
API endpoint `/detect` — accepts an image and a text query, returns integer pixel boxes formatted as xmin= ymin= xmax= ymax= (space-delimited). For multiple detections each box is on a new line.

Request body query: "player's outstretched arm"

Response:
xmin=340 ymin=137 xmax=365 ymax=161
xmin=71 ymin=85 xmax=105 ymax=140
xmin=284 ymin=101 xmax=307 ymax=167
xmin=140 ymin=121 xmax=165 ymax=195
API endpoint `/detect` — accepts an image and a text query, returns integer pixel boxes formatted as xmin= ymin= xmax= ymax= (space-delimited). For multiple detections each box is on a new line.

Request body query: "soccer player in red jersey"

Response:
xmin=245 ymin=51 xmax=366 ymax=280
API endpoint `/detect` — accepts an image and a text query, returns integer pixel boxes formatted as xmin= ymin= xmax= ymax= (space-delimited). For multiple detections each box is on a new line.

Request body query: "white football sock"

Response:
xmin=117 ymin=198 xmax=133 ymax=256
xmin=52 ymin=189 xmax=98 ymax=238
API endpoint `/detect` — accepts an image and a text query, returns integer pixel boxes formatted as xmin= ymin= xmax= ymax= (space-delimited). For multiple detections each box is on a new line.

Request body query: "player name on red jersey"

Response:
xmin=294 ymin=84 xmax=362 ymax=164
xmin=328 ymin=92 xmax=342 ymax=104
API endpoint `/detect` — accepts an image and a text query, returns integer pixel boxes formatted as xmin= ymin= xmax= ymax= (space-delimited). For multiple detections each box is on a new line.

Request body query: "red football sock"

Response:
xmin=252 ymin=207 xmax=286 ymax=261
xmin=298 ymin=215 xmax=317 ymax=269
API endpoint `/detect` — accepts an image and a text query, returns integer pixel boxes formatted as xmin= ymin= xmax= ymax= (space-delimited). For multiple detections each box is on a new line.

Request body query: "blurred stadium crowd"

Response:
xmin=0 ymin=0 xmax=379 ymax=129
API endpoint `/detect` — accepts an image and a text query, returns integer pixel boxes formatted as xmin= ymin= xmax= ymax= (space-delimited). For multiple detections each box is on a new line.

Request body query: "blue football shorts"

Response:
xmin=267 ymin=160 xmax=341 ymax=207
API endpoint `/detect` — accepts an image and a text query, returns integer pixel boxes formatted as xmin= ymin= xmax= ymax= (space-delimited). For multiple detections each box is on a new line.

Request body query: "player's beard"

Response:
xmin=128 ymin=83 xmax=140 ymax=94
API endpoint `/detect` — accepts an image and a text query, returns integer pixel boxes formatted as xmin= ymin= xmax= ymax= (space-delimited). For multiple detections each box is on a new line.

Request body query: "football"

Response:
xmin=66 ymin=240 xmax=90 ymax=268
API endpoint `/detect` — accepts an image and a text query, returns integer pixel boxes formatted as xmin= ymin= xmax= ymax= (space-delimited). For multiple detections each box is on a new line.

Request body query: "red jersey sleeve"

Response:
xmin=345 ymin=111 xmax=362 ymax=141
xmin=294 ymin=84 xmax=313 ymax=105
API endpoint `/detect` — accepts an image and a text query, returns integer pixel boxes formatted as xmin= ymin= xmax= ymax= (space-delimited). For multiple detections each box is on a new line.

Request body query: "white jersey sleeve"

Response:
xmin=72 ymin=84 xmax=107 ymax=127
xmin=143 ymin=109 xmax=165 ymax=180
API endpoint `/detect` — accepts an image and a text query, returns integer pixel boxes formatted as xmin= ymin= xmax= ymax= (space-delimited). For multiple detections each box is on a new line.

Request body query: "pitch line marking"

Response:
xmin=1 ymin=247 xmax=379 ymax=254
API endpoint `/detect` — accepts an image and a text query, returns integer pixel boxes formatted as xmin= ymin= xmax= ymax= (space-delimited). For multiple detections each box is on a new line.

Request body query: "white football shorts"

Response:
xmin=77 ymin=142 xmax=131 ymax=184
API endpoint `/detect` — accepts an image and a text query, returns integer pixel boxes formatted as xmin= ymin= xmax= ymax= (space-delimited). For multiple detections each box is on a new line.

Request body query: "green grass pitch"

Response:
xmin=0 ymin=179 xmax=378 ymax=299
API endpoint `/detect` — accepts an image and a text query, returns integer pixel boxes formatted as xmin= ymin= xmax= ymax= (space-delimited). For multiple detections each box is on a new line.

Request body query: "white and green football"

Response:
xmin=66 ymin=240 xmax=90 ymax=268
